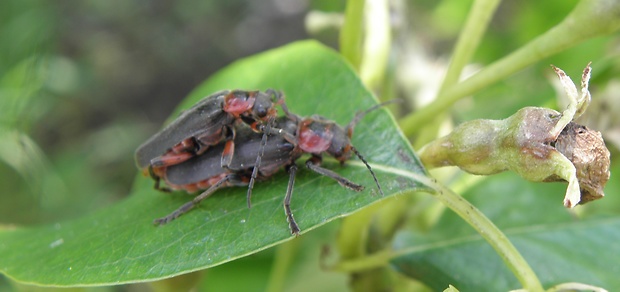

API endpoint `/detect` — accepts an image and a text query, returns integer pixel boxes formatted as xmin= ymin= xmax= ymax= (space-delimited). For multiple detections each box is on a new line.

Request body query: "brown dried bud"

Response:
xmin=550 ymin=122 xmax=611 ymax=204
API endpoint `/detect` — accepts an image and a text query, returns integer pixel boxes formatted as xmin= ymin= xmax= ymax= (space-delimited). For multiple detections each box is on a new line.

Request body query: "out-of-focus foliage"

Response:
xmin=0 ymin=0 xmax=310 ymax=225
xmin=1 ymin=0 xmax=618 ymax=291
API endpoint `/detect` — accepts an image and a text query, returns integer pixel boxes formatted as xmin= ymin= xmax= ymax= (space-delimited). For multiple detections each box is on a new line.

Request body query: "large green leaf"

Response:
xmin=0 ymin=40 xmax=430 ymax=286
xmin=390 ymin=171 xmax=620 ymax=291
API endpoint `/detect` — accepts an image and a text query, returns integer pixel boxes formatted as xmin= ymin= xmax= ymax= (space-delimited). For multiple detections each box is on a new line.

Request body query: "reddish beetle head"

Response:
xmin=297 ymin=116 xmax=353 ymax=163
xmin=223 ymin=90 xmax=256 ymax=117
xmin=298 ymin=116 xmax=338 ymax=156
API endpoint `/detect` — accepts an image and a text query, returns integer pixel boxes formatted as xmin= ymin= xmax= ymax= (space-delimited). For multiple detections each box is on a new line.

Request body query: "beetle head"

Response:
xmin=298 ymin=111 xmax=384 ymax=197
xmin=251 ymin=90 xmax=280 ymax=121
xmin=327 ymin=123 xmax=353 ymax=162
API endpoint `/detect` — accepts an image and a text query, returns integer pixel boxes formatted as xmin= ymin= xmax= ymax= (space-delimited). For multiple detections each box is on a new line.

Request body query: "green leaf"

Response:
xmin=390 ymin=172 xmax=620 ymax=291
xmin=0 ymin=40 xmax=431 ymax=286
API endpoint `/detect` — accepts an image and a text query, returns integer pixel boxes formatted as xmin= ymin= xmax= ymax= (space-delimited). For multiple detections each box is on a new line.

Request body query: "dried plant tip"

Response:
xmin=550 ymin=122 xmax=611 ymax=204
xmin=549 ymin=63 xmax=592 ymax=138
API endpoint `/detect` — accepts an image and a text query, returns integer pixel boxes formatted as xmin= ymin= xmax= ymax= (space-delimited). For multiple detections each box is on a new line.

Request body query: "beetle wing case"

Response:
xmin=164 ymin=142 xmax=228 ymax=186
xmin=164 ymin=116 xmax=298 ymax=188
xmin=135 ymin=90 xmax=232 ymax=169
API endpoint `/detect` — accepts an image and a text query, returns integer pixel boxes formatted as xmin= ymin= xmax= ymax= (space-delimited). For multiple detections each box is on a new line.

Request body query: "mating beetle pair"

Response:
xmin=135 ymin=89 xmax=287 ymax=190
xmin=136 ymin=89 xmax=385 ymax=235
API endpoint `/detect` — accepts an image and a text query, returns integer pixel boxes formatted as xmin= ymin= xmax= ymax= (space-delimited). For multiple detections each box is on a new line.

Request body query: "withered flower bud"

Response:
xmin=419 ymin=63 xmax=611 ymax=208
xmin=550 ymin=122 xmax=610 ymax=204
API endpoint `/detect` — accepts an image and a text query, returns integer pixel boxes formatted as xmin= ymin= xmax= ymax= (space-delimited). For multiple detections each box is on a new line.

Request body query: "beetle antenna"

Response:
xmin=350 ymin=146 xmax=383 ymax=196
xmin=346 ymin=100 xmax=400 ymax=137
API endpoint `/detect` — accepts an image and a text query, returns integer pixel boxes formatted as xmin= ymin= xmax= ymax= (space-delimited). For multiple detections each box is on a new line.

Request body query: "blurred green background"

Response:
xmin=0 ymin=0 xmax=317 ymax=226
xmin=1 ymin=0 xmax=618 ymax=291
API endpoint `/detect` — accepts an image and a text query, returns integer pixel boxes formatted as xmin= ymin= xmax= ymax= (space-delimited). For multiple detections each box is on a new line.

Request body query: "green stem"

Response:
xmin=349 ymin=0 xmax=499 ymax=239
xmin=148 ymin=270 xmax=204 ymax=292
xmin=440 ymin=0 xmax=501 ymax=92
xmin=429 ymin=182 xmax=544 ymax=291
xmin=400 ymin=0 xmax=620 ymax=137
xmin=359 ymin=0 xmax=391 ymax=90
xmin=266 ymin=239 xmax=300 ymax=292
xmin=331 ymin=183 xmax=544 ymax=291
xmin=340 ymin=0 xmax=365 ymax=70
xmin=337 ymin=201 xmax=386 ymax=259
xmin=331 ymin=249 xmax=392 ymax=272
xmin=413 ymin=0 xmax=500 ymax=149
xmin=546 ymin=282 xmax=608 ymax=292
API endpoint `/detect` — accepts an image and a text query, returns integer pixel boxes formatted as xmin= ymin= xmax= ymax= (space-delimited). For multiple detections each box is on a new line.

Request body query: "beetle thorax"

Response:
xmin=223 ymin=90 xmax=256 ymax=117
xmin=298 ymin=119 xmax=334 ymax=154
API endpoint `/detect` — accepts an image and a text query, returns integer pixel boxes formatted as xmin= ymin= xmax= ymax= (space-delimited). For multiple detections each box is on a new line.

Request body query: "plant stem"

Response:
xmin=340 ymin=0 xmax=365 ymax=70
xmin=400 ymin=0 xmax=620 ymax=137
xmin=331 ymin=183 xmax=544 ymax=291
xmin=413 ymin=0 xmax=500 ymax=148
xmin=359 ymin=0 xmax=391 ymax=90
xmin=337 ymin=201 xmax=386 ymax=259
xmin=429 ymin=182 xmax=544 ymax=292
xmin=148 ymin=270 xmax=204 ymax=292
xmin=266 ymin=239 xmax=300 ymax=292
xmin=440 ymin=0 xmax=500 ymax=92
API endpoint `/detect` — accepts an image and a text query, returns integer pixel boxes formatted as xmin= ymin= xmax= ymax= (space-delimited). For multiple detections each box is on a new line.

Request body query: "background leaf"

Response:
xmin=390 ymin=171 xmax=620 ymax=291
xmin=0 ymin=40 xmax=430 ymax=286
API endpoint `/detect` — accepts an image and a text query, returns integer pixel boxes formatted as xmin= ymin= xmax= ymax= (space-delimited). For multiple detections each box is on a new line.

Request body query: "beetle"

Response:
xmin=157 ymin=117 xmax=299 ymax=194
xmin=153 ymin=116 xmax=302 ymax=232
xmin=153 ymin=103 xmax=389 ymax=235
xmin=135 ymin=89 xmax=291 ymax=190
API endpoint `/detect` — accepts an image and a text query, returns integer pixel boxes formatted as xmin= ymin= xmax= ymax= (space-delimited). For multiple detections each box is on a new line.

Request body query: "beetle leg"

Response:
xmin=149 ymin=166 xmax=171 ymax=192
xmin=153 ymin=176 xmax=170 ymax=192
xmin=269 ymin=89 xmax=299 ymax=123
xmin=153 ymin=174 xmax=246 ymax=225
xmin=261 ymin=126 xmax=297 ymax=145
xmin=305 ymin=155 xmax=364 ymax=191
xmin=220 ymin=126 xmax=237 ymax=169
xmin=220 ymin=139 xmax=235 ymax=169
xmin=246 ymin=119 xmax=273 ymax=209
xmin=247 ymin=165 xmax=259 ymax=209
xmin=279 ymin=101 xmax=298 ymax=122
xmin=284 ymin=164 xmax=300 ymax=235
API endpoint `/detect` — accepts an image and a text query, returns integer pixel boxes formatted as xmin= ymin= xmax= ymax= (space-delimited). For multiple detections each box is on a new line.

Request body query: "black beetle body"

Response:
xmin=153 ymin=102 xmax=390 ymax=235
xmin=135 ymin=89 xmax=288 ymax=190
xmin=162 ymin=116 xmax=299 ymax=190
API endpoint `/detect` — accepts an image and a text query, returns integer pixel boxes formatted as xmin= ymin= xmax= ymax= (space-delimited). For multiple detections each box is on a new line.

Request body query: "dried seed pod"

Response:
xmin=419 ymin=63 xmax=611 ymax=208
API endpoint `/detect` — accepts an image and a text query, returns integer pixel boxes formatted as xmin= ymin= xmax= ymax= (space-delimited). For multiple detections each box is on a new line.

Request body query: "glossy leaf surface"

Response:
xmin=0 ymin=41 xmax=430 ymax=286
